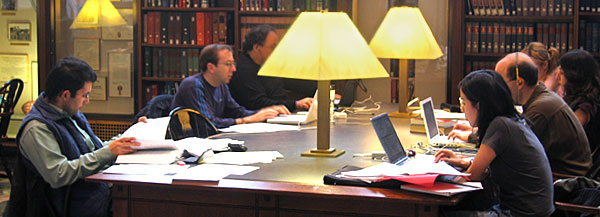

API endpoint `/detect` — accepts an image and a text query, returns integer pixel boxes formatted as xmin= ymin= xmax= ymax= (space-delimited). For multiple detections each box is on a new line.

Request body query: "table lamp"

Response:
xmin=369 ymin=6 xmax=443 ymax=117
xmin=70 ymin=0 xmax=126 ymax=29
xmin=258 ymin=11 xmax=388 ymax=157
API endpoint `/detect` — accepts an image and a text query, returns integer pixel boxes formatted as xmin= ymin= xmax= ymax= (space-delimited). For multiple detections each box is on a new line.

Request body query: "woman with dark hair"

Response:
xmin=559 ymin=49 xmax=600 ymax=154
xmin=436 ymin=70 xmax=554 ymax=217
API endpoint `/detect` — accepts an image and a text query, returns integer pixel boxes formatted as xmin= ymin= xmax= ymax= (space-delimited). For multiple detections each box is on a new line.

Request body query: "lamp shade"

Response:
xmin=258 ymin=12 xmax=388 ymax=81
xmin=369 ymin=7 xmax=443 ymax=59
xmin=70 ymin=0 xmax=126 ymax=29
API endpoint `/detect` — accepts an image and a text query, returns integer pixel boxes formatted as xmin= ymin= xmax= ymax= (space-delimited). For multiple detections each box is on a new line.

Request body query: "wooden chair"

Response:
xmin=0 ymin=79 xmax=24 ymax=183
xmin=552 ymin=150 xmax=600 ymax=216
xmin=168 ymin=107 xmax=218 ymax=141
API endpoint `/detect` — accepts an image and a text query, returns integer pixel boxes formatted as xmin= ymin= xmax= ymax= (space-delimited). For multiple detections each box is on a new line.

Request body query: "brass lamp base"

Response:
xmin=301 ymin=148 xmax=345 ymax=158
xmin=388 ymin=111 xmax=419 ymax=118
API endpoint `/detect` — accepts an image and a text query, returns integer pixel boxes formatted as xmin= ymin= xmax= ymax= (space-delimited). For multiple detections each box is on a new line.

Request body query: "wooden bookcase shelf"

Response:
xmin=448 ymin=0 xmax=599 ymax=104
xmin=135 ymin=0 xmax=353 ymax=110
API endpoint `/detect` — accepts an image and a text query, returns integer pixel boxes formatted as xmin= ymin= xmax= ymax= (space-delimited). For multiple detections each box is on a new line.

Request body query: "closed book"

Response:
xmin=496 ymin=0 xmax=505 ymax=15
xmin=144 ymin=48 xmax=152 ymax=77
xmin=143 ymin=13 xmax=149 ymax=43
xmin=526 ymin=24 xmax=534 ymax=48
xmin=180 ymin=13 xmax=188 ymax=45
xmin=205 ymin=12 xmax=213 ymax=44
xmin=153 ymin=12 xmax=160 ymax=44
xmin=212 ymin=13 xmax=219 ymax=44
xmin=560 ymin=23 xmax=567 ymax=53
xmin=473 ymin=0 xmax=480 ymax=15
xmin=548 ymin=0 xmax=554 ymax=15
xmin=516 ymin=0 xmax=522 ymax=15
xmin=516 ymin=23 xmax=523 ymax=51
xmin=401 ymin=182 xmax=482 ymax=197
xmin=486 ymin=23 xmax=493 ymax=53
xmin=568 ymin=23 xmax=573 ymax=51
xmin=466 ymin=22 xmax=472 ymax=52
xmin=493 ymin=23 xmax=499 ymax=53
xmin=160 ymin=13 xmax=169 ymax=44
xmin=196 ymin=12 xmax=205 ymax=45
xmin=190 ymin=13 xmax=196 ymax=45
xmin=467 ymin=0 xmax=474 ymax=15
xmin=480 ymin=23 xmax=487 ymax=53
xmin=218 ymin=12 xmax=227 ymax=44
xmin=499 ymin=23 xmax=505 ymax=52
xmin=180 ymin=49 xmax=188 ymax=78
xmin=168 ymin=13 xmax=175 ymax=44
xmin=175 ymin=13 xmax=183 ymax=44
xmin=542 ymin=23 xmax=549 ymax=49
xmin=473 ymin=22 xmax=480 ymax=53
xmin=541 ymin=0 xmax=547 ymax=16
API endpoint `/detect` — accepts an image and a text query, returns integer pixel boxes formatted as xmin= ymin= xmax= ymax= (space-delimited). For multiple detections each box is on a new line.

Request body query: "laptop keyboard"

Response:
xmin=432 ymin=142 xmax=464 ymax=148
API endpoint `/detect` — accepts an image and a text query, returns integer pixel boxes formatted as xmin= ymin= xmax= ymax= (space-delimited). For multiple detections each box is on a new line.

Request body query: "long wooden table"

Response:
xmin=87 ymin=114 xmax=464 ymax=217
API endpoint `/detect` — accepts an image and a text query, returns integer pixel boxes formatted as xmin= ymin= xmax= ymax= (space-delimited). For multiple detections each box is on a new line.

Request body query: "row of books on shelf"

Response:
xmin=143 ymin=48 xmax=201 ymax=78
xmin=144 ymin=0 xmax=222 ymax=8
xmin=465 ymin=60 xmax=497 ymax=74
xmin=580 ymin=0 xmax=600 ymax=12
xmin=465 ymin=22 xmax=573 ymax=54
xmin=144 ymin=82 xmax=179 ymax=104
xmin=240 ymin=16 xmax=295 ymax=43
xmin=239 ymin=0 xmax=337 ymax=12
xmin=143 ymin=12 xmax=232 ymax=46
xmin=466 ymin=0 xmax=574 ymax=16
xmin=579 ymin=20 xmax=600 ymax=53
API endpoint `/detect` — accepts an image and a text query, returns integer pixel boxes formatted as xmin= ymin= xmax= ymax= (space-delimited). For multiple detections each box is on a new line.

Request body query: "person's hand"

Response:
xmin=452 ymin=123 xmax=472 ymax=131
xmin=295 ymin=97 xmax=314 ymax=110
xmin=448 ymin=130 xmax=471 ymax=141
xmin=435 ymin=149 xmax=470 ymax=168
xmin=108 ymin=137 xmax=140 ymax=156
xmin=246 ymin=108 xmax=280 ymax=123
xmin=269 ymin=105 xmax=291 ymax=115
xmin=137 ymin=116 xmax=148 ymax=123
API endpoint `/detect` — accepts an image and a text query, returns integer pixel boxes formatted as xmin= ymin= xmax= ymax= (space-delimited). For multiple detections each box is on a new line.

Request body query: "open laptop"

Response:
xmin=371 ymin=113 xmax=410 ymax=165
xmin=420 ymin=97 xmax=466 ymax=146
xmin=266 ymin=91 xmax=318 ymax=125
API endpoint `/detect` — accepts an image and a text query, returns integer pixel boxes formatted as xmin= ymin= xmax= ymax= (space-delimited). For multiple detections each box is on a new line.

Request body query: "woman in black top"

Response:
xmin=436 ymin=70 xmax=554 ymax=217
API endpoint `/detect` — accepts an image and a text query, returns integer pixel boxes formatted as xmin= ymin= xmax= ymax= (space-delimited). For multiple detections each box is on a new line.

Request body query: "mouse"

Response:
xmin=228 ymin=143 xmax=248 ymax=152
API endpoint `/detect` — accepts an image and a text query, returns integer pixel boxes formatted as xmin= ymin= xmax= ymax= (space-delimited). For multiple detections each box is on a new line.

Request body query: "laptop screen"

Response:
xmin=371 ymin=113 xmax=407 ymax=164
xmin=421 ymin=98 xmax=440 ymax=140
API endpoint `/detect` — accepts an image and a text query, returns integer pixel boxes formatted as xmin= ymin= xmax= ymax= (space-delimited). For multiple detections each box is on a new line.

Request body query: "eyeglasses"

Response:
xmin=459 ymin=97 xmax=466 ymax=111
xmin=218 ymin=62 xmax=236 ymax=68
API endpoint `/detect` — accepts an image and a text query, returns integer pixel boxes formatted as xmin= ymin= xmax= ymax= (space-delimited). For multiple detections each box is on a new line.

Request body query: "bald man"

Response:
xmin=495 ymin=52 xmax=591 ymax=176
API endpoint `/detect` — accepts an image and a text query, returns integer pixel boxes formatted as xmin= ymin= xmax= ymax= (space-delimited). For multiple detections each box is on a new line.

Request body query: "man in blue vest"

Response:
xmin=6 ymin=57 xmax=139 ymax=217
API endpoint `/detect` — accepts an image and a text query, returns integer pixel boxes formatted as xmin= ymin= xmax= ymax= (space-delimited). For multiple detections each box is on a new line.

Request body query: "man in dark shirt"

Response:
xmin=229 ymin=24 xmax=313 ymax=111
xmin=495 ymin=52 xmax=592 ymax=176
xmin=172 ymin=44 xmax=289 ymax=128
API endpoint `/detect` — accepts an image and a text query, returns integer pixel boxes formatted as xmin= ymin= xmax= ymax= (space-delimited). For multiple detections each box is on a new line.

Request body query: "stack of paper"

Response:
xmin=121 ymin=117 xmax=172 ymax=149
xmin=202 ymin=151 xmax=284 ymax=165
xmin=115 ymin=149 xmax=182 ymax=164
xmin=219 ymin=123 xmax=300 ymax=133
xmin=172 ymin=164 xmax=259 ymax=181
xmin=103 ymin=164 xmax=190 ymax=175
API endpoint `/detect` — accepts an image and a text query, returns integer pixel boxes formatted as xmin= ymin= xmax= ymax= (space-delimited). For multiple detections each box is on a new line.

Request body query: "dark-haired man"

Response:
xmin=172 ymin=44 xmax=289 ymax=128
xmin=495 ymin=52 xmax=591 ymax=176
xmin=229 ymin=24 xmax=313 ymax=111
xmin=7 ymin=57 xmax=139 ymax=217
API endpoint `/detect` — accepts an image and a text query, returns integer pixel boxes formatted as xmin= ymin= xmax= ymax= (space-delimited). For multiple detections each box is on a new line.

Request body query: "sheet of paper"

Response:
xmin=202 ymin=151 xmax=284 ymax=165
xmin=174 ymin=137 xmax=240 ymax=153
xmin=121 ymin=117 xmax=173 ymax=149
xmin=172 ymin=164 xmax=259 ymax=181
xmin=103 ymin=164 xmax=189 ymax=175
xmin=115 ymin=149 xmax=181 ymax=164
xmin=340 ymin=155 xmax=467 ymax=179
xmin=219 ymin=123 xmax=300 ymax=133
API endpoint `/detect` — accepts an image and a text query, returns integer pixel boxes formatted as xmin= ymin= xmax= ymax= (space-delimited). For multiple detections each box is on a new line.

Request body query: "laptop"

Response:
xmin=420 ymin=97 xmax=466 ymax=146
xmin=266 ymin=91 xmax=318 ymax=125
xmin=370 ymin=113 xmax=410 ymax=165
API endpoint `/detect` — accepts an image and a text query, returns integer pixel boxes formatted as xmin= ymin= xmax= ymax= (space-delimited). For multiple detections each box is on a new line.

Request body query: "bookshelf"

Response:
xmin=448 ymin=0 xmax=600 ymax=104
xmin=136 ymin=0 xmax=353 ymax=110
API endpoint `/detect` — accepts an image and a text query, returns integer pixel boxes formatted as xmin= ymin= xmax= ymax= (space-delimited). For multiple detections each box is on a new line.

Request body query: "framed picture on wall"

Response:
xmin=8 ymin=22 xmax=31 ymax=42
xmin=1 ymin=0 xmax=16 ymax=11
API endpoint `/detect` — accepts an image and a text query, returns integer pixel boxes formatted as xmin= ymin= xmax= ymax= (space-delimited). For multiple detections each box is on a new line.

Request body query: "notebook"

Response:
xmin=420 ymin=97 xmax=466 ymax=146
xmin=370 ymin=113 xmax=410 ymax=166
xmin=266 ymin=91 xmax=318 ymax=125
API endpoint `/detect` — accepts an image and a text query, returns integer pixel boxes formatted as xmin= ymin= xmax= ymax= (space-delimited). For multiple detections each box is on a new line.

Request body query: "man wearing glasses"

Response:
xmin=172 ymin=44 xmax=289 ymax=128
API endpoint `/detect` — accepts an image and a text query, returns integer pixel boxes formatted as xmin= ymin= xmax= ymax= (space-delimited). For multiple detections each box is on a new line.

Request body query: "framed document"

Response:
xmin=73 ymin=38 xmax=100 ymax=70
xmin=0 ymin=53 xmax=28 ymax=82
xmin=90 ymin=77 xmax=107 ymax=101
xmin=108 ymin=52 xmax=131 ymax=97
xmin=8 ymin=22 xmax=31 ymax=42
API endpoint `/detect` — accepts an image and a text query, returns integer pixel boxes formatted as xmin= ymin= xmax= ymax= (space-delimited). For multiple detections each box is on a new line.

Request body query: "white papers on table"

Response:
xmin=115 ymin=149 xmax=182 ymax=164
xmin=340 ymin=155 xmax=468 ymax=180
xmin=103 ymin=164 xmax=189 ymax=175
xmin=202 ymin=151 xmax=283 ymax=165
xmin=412 ymin=109 xmax=466 ymax=120
xmin=174 ymin=137 xmax=241 ymax=153
xmin=219 ymin=123 xmax=300 ymax=133
xmin=172 ymin=164 xmax=259 ymax=181
xmin=121 ymin=117 xmax=175 ymax=150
